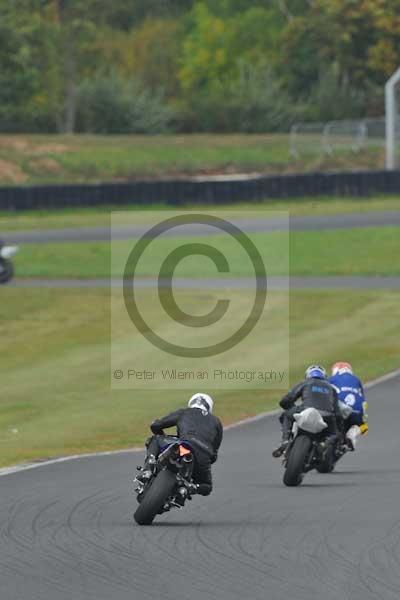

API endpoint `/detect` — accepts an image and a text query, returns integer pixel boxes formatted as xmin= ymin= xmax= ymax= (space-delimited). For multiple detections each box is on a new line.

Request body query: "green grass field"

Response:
xmin=1 ymin=197 xmax=399 ymax=468
xmin=1 ymin=195 xmax=399 ymax=231
xmin=0 ymin=287 xmax=399 ymax=467
xmin=0 ymin=133 xmax=384 ymax=185
xmin=12 ymin=226 xmax=400 ymax=278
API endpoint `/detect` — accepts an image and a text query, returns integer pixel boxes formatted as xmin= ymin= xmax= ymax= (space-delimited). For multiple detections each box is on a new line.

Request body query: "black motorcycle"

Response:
xmin=133 ymin=436 xmax=195 ymax=525
xmin=282 ymin=407 xmax=348 ymax=487
xmin=0 ymin=245 xmax=18 ymax=284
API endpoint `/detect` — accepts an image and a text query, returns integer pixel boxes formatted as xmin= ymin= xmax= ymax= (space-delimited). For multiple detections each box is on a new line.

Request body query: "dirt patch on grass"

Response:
xmin=30 ymin=144 xmax=69 ymax=155
xmin=29 ymin=157 xmax=64 ymax=174
xmin=0 ymin=159 xmax=27 ymax=183
xmin=0 ymin=137 xmax=69 ymax=156
xmin=0 ymin=137 xmax=31 ymax=152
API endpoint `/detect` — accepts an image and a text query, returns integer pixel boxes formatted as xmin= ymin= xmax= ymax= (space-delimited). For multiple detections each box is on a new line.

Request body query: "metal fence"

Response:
xmin=290 ymin=117 xmax=387 ymax=158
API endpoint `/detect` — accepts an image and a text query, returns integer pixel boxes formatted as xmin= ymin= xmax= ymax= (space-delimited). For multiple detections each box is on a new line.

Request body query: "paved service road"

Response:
xmin=1 ymin=374 xmax=399 ymax=600
xmin=3 ymin=211 xmax=400 ymax=244
xmin=8 ymin=276 xmax=400 ymax=289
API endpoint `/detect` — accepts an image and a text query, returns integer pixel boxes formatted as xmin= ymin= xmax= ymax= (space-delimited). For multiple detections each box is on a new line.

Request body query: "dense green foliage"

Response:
xmin=1 ymin=0 xmax=398 ymax=133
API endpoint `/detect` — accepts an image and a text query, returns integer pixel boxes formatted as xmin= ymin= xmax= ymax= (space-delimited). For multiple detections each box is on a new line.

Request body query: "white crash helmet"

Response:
xmin=188 ymin=393 xmax=214 ymax=414
xmin=332 ymin=362 xmax=353 ymax=376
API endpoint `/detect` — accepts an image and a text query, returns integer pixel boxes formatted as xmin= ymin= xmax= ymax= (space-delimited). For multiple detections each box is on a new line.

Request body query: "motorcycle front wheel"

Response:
xmin=134 ymin=469 xmax=176 ymax=526
xmin=283 ymin=435 xmax=312 ymax=487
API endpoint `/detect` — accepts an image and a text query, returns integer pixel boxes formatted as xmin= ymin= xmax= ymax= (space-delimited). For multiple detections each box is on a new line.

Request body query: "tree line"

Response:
xmin=1 ymin=0 xmax=399 ymax=134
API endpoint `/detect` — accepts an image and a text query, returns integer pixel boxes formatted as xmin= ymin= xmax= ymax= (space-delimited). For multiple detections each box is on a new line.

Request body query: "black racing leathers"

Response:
xmin=279 ymin=378 xmax=341 ymax=440
xmin=148 ymin=407 xmax=223 ymax=496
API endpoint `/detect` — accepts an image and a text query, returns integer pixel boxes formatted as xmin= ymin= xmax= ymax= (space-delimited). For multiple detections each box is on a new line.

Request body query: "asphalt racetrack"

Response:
xmin=4 ymin=210 xmax=400 ymax=244
xmin=8 ymin=275 xmax=400 ymax=289
xmin=1 ymin=373 xmax=399 ymax=600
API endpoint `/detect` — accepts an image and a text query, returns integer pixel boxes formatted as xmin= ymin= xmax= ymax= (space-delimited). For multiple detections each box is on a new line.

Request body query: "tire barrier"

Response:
xmin=1 ymin=169 xmax=400 ymax=211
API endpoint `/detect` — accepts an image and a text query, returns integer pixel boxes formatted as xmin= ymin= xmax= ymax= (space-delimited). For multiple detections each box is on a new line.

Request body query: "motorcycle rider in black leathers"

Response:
xmin=272 ymin=365 xmax=341 ymax=457
xmin=138 ymin=393 xmax=223 ymax=496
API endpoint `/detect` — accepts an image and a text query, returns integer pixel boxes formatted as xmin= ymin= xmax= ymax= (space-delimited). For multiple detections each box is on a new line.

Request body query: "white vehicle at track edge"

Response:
xmin=0 ymin=244 xmax=18 ymax=284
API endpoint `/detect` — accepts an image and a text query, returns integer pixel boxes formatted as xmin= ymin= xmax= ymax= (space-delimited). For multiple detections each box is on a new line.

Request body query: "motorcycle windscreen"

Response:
xmin=293 ymin=407 xmax=328 ymax=433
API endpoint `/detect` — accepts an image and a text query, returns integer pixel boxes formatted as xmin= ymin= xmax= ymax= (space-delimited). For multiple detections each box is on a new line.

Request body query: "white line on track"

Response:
xmin=1 ymin=367 xmax=399 ymax=478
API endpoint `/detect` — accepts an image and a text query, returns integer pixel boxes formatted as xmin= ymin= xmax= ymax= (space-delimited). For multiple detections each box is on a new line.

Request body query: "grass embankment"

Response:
xmin=1 ymin=195 xmax=399 ymax=231
xmin=0 ymin=287 xmax=399 ymax=467
xmin=0 ymin=133 xmax=384 ymax=186
xmin=11 ymin=227 xmax=400 ymax=278
xmin=1 ymin=199 xmax=399 ymax=467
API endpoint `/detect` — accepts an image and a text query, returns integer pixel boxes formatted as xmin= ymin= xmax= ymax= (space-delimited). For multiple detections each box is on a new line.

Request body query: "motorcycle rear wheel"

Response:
xmin=134 ymin=469 xmax=176 ymax=525
xmin=283 ymin=435 xmax=312 ymax=487
xmin=316 ymin=445 xmax=335 ymax=473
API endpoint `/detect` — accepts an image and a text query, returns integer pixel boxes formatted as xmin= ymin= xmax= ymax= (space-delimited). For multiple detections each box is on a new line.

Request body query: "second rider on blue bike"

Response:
xmin=329 ymin=361 xmax=368 ymax=450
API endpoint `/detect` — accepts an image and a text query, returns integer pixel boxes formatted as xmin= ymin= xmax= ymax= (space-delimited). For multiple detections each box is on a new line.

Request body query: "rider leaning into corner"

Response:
xmin=137 ymin=393 xmax=223 ymax=497
xmin=329 ymin=361 xmax=368 ymax=450
xmin=272 ymin=364 xmax=342 ymax=457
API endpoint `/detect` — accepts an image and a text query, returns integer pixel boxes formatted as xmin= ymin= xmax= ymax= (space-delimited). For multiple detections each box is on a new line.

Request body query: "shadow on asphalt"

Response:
xmin=149 ymin=519 xmax=268 ymax=528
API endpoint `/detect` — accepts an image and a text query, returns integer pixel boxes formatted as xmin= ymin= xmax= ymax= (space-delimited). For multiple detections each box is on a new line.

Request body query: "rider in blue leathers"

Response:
xmin=272 ymin=364 xmax=341 ymax=457
xmin=329 ymin=362 xmax=368 ymax=449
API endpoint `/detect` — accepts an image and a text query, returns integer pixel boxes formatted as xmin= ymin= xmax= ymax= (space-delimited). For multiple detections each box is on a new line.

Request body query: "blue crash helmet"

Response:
xmin=305 ymin=364 xmax=327 ymax=380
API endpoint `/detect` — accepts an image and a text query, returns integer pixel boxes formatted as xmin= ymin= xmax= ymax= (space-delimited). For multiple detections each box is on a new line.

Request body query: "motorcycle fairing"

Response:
xmin=293 ymin=407 xmax=328 ymax=434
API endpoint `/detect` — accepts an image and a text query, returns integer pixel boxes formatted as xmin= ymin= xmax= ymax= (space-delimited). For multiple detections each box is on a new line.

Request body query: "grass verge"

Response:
xmin=12 ymin=227 xmax=400 ymax=278
xmin=1 ymin=196 xmax=399 ymax=232
xmin=0 ymin=133 xmax=385 ymax=186
xmin=0 ymin=287 xmax=399 ymax=467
